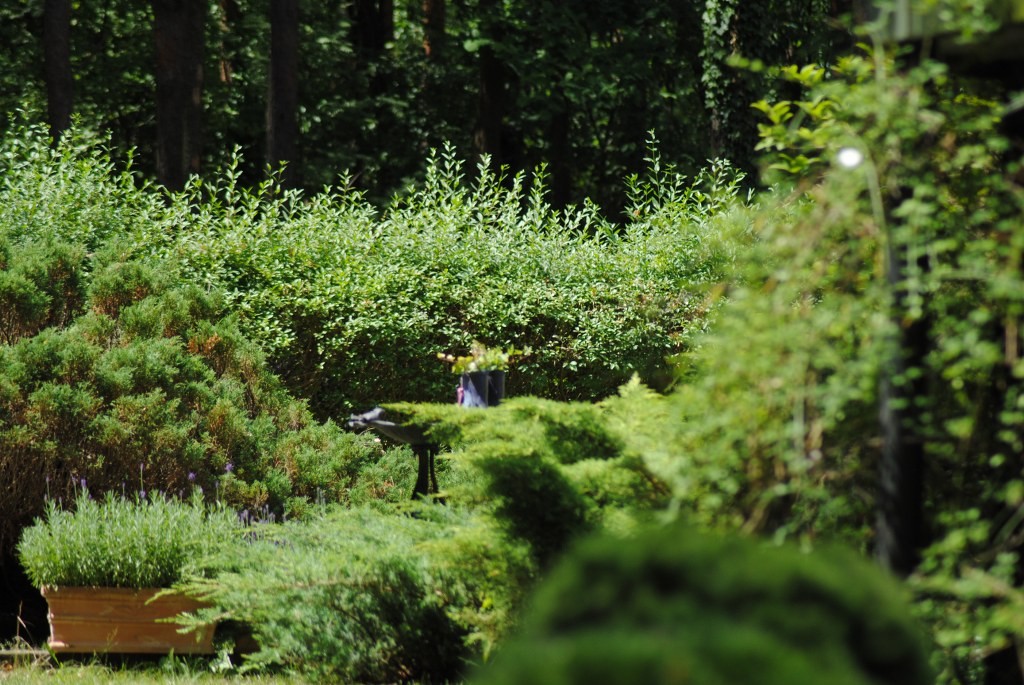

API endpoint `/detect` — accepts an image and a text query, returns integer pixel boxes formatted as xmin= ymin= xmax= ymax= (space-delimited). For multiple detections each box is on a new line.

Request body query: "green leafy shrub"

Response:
xmin=1 ymin=121 xmax=745 ymax=419
xmin=471 ymin=524 xmax=933 ymax=685
xmin=140 ymin=146 xmax=745 ymax=418
xmin=0 ymin=124 xmax=158 ymax=254
xmin=18 ymin=490 xmax=241 ymax=589
xmin=631 ymin=41 xmax=1024 ymax=683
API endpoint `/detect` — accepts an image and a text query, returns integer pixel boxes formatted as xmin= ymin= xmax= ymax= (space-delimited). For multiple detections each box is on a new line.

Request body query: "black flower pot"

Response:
xmin=458 ymin=370 xmax=507 ymax=407
xmin=459 ymin=371 xmax=491 ymax=407
xmin=487 ymin=370 xmax=506 ymax=406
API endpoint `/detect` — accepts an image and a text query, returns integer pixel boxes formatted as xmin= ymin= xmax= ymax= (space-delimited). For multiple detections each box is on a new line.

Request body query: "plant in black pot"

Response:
xmin=438 ymin=341 xmax=528 ymax=408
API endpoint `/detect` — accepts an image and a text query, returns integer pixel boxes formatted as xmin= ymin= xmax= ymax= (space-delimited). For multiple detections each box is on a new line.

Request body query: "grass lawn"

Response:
xmin=0 ymin=648 xmax=312 ymax=684
xmin=1 ymin=665 xmax=312 ymax=684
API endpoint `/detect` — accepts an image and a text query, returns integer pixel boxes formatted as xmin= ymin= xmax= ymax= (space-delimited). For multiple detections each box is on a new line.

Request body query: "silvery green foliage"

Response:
xmin=18 ymin=491 xmax=241 ymax=588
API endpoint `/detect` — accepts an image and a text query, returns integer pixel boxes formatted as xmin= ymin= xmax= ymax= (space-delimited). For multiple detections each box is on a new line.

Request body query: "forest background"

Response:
xmin=1 ymin=0 xmax=854 ymax=210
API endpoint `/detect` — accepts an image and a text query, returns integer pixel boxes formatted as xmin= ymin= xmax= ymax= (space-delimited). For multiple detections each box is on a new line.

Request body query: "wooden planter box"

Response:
xmin=41 ymin=586 xmax=215 ymax=654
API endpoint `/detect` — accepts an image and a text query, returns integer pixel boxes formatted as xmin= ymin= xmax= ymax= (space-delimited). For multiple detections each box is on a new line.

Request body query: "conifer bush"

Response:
xmin=0 ymin=239 xmax=86 ymax=344
xmin=0 ymin=244 xmax=383 ymax=554
xmin=397 ymin=385 xmax=673 ymax=568
xmin=0 ymin=127 xmax=403 ymax=556
xmin=182 ymin=506 xmax=533 ymax=683
xmin=471 ymin=524 xmax=932 ymax=685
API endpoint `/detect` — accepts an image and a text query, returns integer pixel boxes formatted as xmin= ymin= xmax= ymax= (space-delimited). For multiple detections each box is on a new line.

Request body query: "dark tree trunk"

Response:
xmin=216 ymin=0 xmax=240 ymax=85
xmin=350 ymin=0 xmax=392 ymax=101
xmin=43 ymin=0 xmax=73 ymax=144
xmin=876 ymin=316 xmax=928 ymax=576
xmin=474 ymin=42 xmax=504 ymax=162
xmin=379 ymin=0 xmax=394 ymax=48
xmin=473 ymin=0 xmax=507 ymax=164
xmin=875 ymin=187 xmax=929 ymax=578
xmin=153 ymin=0 xmax=205 ymax=191
xmin=422 ymin=0 xmax=445 ymax=59
xmin=982 ymin=646 xmax=1024 ymax=685
xmin=351 ymin=0 xmax=393 ymax=61
xmin=547 ymin=94 xmax=571 ymax=208
xmin=267 ymin=0 xmax=300 ymax=188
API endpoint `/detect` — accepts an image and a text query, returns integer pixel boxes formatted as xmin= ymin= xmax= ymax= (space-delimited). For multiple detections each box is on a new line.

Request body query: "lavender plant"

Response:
xmin=17 ymin=490 xmax=242 ymax=589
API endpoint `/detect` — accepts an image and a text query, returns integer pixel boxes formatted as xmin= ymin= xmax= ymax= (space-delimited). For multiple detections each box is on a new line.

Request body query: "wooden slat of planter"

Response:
xmin=42 ymin=587 xmax=215 ymax=654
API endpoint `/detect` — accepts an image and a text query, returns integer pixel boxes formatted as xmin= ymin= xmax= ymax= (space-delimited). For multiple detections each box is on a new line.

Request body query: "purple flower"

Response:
xmin=80 ymin=478 xmax=87 ymax=491
xmin=187 ymin=471 xmax=196 ymax=482
xmin=225 ymin=462 xmax=234 ymax=474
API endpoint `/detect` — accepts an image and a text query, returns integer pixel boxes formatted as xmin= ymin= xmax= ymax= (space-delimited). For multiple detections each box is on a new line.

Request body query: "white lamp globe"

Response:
xmin=837 ymin=147 xmax=864 ymax=169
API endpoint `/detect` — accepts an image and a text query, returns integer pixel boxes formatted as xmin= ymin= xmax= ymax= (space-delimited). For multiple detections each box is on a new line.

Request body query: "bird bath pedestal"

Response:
xmin=347 ymin=370 xmax=506 ymax=500
xmin=347 ymin=408 xmax=440 ymax=500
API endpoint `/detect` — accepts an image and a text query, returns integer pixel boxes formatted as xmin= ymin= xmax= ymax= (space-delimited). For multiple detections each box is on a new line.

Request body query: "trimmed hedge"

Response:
xmin=141 ymin=149 xmax=745 ymax=418
xmin=2 ymin=125 xmax=743 ymax=422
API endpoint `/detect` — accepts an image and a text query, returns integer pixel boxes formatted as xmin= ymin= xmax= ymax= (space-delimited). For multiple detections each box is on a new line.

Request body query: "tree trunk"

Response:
xmin=474 ymin=44 xmax=504 ymax=162
xmin=473 ymin=0 xmax=506 ymax=164
xmin=43 ymin=0 xmax=73 ymax=144
xmin=216 ymin=0 xmax=240 ymax=85
xmin=350 ymin=0 xmax=392 ymax=101
xmin=153 ymin=0 xmax=205 ymax=191
xmin=422 ymin=0 xmax=445 ymax=60
xmin=267 ymin=0 xmax=299 ymax=188
xmin=982 ymin=646 xmax=1024 ymax=685
xmin=379 ymin=0 xmax=394 ymax=48
xmin=547 ymin=93 xmax=571 ymax=208
xmin=875 ymin=188 xmax=929 ymax=578
xmin=351 ymin=0 xmax=392 ymax=61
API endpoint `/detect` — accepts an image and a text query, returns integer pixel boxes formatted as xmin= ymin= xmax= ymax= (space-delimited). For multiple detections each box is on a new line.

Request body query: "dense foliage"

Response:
xmin=383 ymin=13 xmax=1024 ymax=681
xmin=0 ymin=131 xmax=388 ymax=552
xmin=397 ymin=383 xmax=674 ymax=568
xmin=136 ymin=144 xmax=743 ymax=418
xmin=9 ymin=4 xmax=1024 ymax=682
xmin=0 ymin=123 xmax=748 ymax=678
xmin=0 ymin=239 xmax=388 ymax=549
xmin=710 ymin=46 xmax=1024 ymax=682
xmin=470 ymin=524 xmax=932 ymax=685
